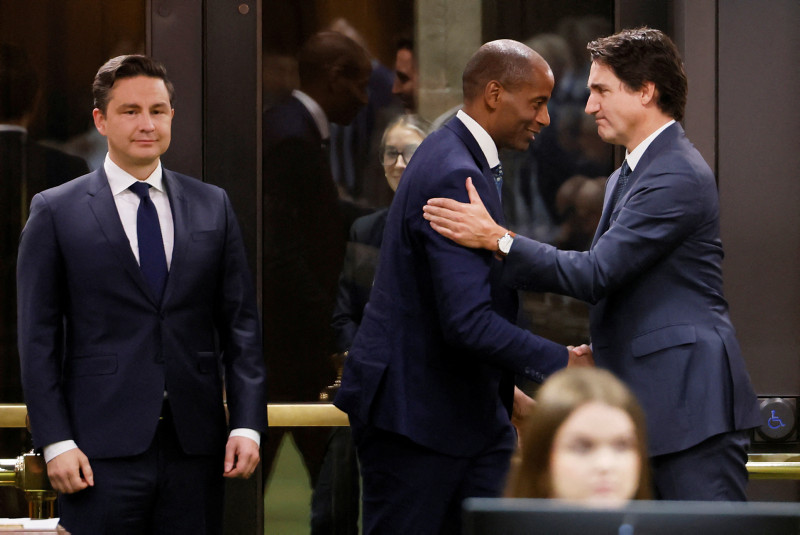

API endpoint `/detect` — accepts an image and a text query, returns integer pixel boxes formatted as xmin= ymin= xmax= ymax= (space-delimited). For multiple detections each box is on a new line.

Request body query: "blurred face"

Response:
xmin=491 ymin=61 xmax=554 ymax=151
xmin=93 ymin=75 xmax=173 ymax=178
xmin=549 ymin=402 xmax=640 ymax=507
xmin=381 ymin=124 xmax=424 ymax=191
xmin=393 ymin=48 xmax=417 ymax=111
xmin=585 ymin=61 xmax=645 ymax=152
xmin=328 ymin=62 xmax=371 ymax=126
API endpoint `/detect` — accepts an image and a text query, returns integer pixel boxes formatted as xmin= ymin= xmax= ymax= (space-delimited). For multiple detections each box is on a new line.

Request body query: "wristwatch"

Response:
xmin=496 ymin=231 xmax=515 ymax=257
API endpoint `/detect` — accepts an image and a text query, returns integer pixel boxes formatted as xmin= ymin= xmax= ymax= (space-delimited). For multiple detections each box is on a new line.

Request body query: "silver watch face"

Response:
xmin=498 ymin=233 xmax=513 ymax=254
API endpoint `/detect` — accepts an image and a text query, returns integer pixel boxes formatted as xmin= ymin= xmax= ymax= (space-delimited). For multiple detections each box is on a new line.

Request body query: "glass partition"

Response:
xmin=0 ymin=0 xmax=146 ymax=517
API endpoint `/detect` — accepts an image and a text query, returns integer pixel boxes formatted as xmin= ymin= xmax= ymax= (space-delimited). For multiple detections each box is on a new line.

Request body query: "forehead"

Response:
xmin=588 ymin=61 xmax=621 ymax=87
xmin=512 ymin=62 xmax=554 ymax=97
xmin=385 ymin=124 xmax=424 ymax=144
xmin=108 ymin=75 xmax=171 ymax=105
xmin=395 ymin=49 xmax=414 ymax=72
xmin=557 ymin=402 xmax=635 ymax=438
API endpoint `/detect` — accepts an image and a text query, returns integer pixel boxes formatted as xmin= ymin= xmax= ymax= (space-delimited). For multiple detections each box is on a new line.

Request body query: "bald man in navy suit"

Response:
xmin=335 ymin=40 xmax=592 ymax=534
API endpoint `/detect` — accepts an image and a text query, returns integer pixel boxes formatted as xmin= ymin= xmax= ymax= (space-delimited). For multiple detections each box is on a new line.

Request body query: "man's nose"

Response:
xmin=537 ymin=105 xmax=551 ymax=128
xmin=138 ymin=113 xmax=156 ymax=130
xmin=585 ymin=95 xmax=599 ymax=114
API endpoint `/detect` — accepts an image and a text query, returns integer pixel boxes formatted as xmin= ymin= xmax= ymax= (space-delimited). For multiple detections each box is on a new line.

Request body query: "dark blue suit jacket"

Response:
xmin=17 ymin=167 xmax=267 ymax=459
xmin=335 ymin=117 xmax=567 ymax=457
xmin=502 ymin=123 xmax=760 ymax=456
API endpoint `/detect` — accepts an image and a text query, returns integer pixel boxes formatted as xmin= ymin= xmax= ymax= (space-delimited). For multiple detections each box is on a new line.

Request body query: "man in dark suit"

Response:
xmin=334 ymin=40 xmax=592 ymax=534
xmin=261 ymin=31 xmax=371 ymax=493
xmin=17 ymin=55 xmax=267 ymax=534
xmin=423 ymin=28 xmax=760 ymax=501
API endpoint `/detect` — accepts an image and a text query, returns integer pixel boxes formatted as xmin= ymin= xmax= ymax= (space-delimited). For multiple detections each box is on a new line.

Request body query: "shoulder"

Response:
xmin=164 ymin=169 xmax=227 ymax=201
xmin=263 ymin=97 xmax=315 ymax=142
xmin=350 ymin=208 xmax=388 ymax=243
xmin=36 ymin=169 xmax=99 ymax=201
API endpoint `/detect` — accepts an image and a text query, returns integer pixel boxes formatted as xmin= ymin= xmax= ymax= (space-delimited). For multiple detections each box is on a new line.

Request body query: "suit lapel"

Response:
xmin=86 ymin=169 xmax=156 ymax=303
xmin=591 ymin=167 xmax=623 ymax=246
xmin=444 ymin=117 xmax=505 ymax=225
xmin=591 ymin=123 xmax=685 ymax=247
xmin=162 ymin=169 xmax=187 ymax=305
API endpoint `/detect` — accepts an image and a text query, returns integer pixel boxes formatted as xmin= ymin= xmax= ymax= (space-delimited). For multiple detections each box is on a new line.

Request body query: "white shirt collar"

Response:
xmin=292 ymin=89 xmax=330 ymax=141
xmin=456 ymin=109 xmax=500 ymax=169
xmin=104 ymin=154 xmax=165 ymax=196
xmin=0 ymin=124 xmax=27 ymax=134
xmin=625 ymin=119 xmax=676 ymax=171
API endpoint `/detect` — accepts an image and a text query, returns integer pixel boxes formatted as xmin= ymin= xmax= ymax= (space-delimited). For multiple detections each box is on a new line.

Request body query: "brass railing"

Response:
xmin=1 ymin=404 xmax=798 ymax=479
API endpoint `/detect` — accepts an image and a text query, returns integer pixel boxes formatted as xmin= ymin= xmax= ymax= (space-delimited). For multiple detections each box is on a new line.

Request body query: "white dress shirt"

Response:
xmin=292 ymin=89 xmax=330 ymax=141
xmin=625 ymin=119 xmax=676 ymax=171
xmin=456 ymin=109 xmax=500 ymax=168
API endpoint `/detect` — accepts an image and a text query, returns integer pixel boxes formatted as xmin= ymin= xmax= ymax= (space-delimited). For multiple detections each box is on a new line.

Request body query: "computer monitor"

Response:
xmin=462 ymin=498 xmax=800 ymax=535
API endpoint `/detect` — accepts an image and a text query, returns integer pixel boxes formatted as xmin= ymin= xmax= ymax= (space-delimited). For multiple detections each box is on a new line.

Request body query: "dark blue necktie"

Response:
xmin=612 ymin=160 xmax=632 ymax=208
xmin=491 ymin=163 xmax=504 ymax=200
xmin=130 ymin=181 xmax=167 ymax=301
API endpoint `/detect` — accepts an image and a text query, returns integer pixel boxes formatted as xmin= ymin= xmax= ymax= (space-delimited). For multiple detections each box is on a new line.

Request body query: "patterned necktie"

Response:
xmin=130 ymin=181 xmax=168 ymax=301
xmin=612 ymin=160 xmax=632 ymax=208
xmin=491 ymin=163 xmax=504 ymax=200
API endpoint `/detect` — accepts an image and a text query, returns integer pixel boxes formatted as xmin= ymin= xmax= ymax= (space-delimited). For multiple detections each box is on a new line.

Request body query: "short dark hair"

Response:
xmin=396 ymin=36 xmax=414 ymax=53
xmin=92 ymin=55 xmax=175 ymax=114
xmin=0 ymin=43 xmax=39 ymax=122
xmin=587 ymin=27 xmax=687 ymax=121
xmin=462 ymin=40 xmax=541 ymax=101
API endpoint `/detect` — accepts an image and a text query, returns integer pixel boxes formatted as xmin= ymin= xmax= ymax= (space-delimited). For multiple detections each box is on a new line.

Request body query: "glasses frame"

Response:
xmin=381 ymin=144 xmax=420 ymax=166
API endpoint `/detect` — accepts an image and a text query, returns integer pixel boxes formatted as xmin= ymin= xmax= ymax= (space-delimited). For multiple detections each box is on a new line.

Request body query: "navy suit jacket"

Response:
xmin=503 ymin=123 xmax=760 ymax=456
xmin=17 ymin=167 xmax=268 ymax=459
xmin=335 ymin=117 xmax=567 ymax=457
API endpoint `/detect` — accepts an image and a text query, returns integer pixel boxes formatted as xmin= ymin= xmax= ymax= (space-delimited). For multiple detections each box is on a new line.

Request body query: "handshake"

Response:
xmin=567 ymin=344 xmax=594 ymax=367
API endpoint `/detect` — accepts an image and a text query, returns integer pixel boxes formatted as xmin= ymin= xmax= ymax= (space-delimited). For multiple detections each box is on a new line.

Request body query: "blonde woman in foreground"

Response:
xmin=506 ymin=368 xmax=651 ymax=506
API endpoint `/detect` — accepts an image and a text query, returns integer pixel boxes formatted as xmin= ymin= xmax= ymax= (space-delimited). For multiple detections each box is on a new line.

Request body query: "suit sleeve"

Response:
xmin=503 ymin=166 xmax=705 ymax=304
xmin=412 ymin=166 xmax=568 ymax=381
xmin=215 ymin=191 xmax=268 ymax=432
xmin=17 ymin=193 xmax=73 ymax=449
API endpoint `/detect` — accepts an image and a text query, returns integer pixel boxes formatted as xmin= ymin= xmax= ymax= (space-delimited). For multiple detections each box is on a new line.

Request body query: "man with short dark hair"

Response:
xmin=335 ymin=39 xmax=592 ymax=534
xmin=260 ymin=31 xmax=371 ymax=493
xmin=392 ymin=38 xmax=417 ymax=112
xmin=17 ymin=54 xmax=267 ymax=534
xmin=424 ymin=27 xmax=760 ymax=501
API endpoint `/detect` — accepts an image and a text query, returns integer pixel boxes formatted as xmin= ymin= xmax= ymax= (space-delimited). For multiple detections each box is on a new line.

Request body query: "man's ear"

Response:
xmin=640 ymin=81 xmax=657 ymax=106
xmin=327 ymin=62 xmax=344 ymax=93
xmin=484 ymin=80 xmax=502 ymax=110
xmin=92 ymin=108 xmax=106 ymax=135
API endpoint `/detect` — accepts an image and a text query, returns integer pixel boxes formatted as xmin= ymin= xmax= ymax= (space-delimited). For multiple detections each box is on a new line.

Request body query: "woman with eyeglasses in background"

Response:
xmin=313 ymin=114 xmax=429 ymax=534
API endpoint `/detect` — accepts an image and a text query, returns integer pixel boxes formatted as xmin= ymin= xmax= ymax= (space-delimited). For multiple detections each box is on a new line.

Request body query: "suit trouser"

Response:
xmin=351 ymin=421 xmax=516 ymax=535
xmin=58 ymin=406 xmax=224 ymax=535
xmin=651 ymin=429 xmax=751 ymax=501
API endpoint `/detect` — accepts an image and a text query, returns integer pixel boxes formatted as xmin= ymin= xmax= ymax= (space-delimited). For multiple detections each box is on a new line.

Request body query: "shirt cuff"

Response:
xmin=43 ymin=440 xmax=78 ymax=463
xmin=230 ymin=428 xmax=261 ymax=447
